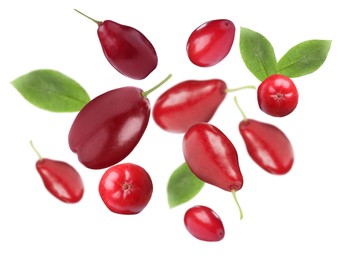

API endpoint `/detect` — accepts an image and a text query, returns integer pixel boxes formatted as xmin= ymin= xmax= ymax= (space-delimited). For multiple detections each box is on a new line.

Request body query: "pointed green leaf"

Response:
xmin=11 ymin=69 xmax=90 ymax=112
xmin=277 ymin=40 xmax=332 ymax=78
xmin=167 ymin=162 xmax=204 ymax=208
xmin=240 ymin=27 xmax=277 ymax=81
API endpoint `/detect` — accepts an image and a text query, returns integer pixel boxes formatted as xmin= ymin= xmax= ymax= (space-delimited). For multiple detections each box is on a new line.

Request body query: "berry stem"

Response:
xmin=231 ymin=189 xmax=243 ymax=220
xmin=74 ymin=9 xmax=101 ymax=25
xmin=226 ymin=85 xmax=256 ymax=93
xmin=30 ymin=140 xmax=42 ymax=159
xmin=142 ymin=74 xmax=172 ymax=98
xmin=233 ymin=96 xmax=248 ymax=121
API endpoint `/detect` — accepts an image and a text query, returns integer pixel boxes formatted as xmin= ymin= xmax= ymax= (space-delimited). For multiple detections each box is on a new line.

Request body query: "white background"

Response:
xmin=1 ymin=0 xmax=355 ymax=259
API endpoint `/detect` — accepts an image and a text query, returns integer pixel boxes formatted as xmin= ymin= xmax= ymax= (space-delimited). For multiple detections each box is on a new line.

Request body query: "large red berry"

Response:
xmin=187 ymin=19 xmax=235 ymax=67
xmin=183 ymin=123 xmax=243 ymax=192
xmin=75 ymin=9 xmax=157 ymax=80
xmin=153 ymin=79 xmax=227 ymax=133
xmin=68 ymin=75 xmax=171 ymax=170
xmin=98 ymin=163 xmax=153 ymax=215
xmin=68 ymin=87 xmax=150 ymax=169
xmin=257 ymin=74 xmax=298 ymax=117
xmin=184 ymin=205 xmax=225 ymax=242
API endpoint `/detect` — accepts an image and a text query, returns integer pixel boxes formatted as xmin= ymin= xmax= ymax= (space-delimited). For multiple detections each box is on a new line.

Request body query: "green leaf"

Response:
xmin=277 ymin=40 xmax=332 ymax=78
xmin=11 ymin=69 xmax=90 ymax=112
xmin=240 ymin=27 xmax=277 ymax=81
xmin=167 ymin=162 xmax=204 ymax=208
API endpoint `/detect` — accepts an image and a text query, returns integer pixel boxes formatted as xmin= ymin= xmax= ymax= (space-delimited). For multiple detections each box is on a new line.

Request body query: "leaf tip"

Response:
xmin=326 ymin=39 xmax=332 ymax=47
xmin=168 ymin=200 xmax=177 ymax=209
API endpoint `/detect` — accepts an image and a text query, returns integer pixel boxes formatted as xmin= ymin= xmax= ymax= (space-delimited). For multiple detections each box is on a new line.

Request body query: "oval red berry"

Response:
xmin=68 ymin=87 xmax=150 ymax=169
xmin=239 ymin=119 xmax=294 ymax=174
xmin=184 ymin=205 xmax=225 ymax=242
xmin=36 ymin=159 xmax=84 ymax=203
xmin=153 ymin=79 xmax=227 ymax=133
xmin=187 ymin=19 xmax=235 ymax=67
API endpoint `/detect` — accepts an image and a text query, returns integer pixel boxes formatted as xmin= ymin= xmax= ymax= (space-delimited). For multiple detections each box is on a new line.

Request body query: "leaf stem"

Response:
xmin=226 ymin=85 xmax=256 ymax=93
xmin=231 ymin=189 xmax=243 ymax=220
xmin=142 ymin=74 xmax=172 ymax=98
xmin=74 ymin=9 xmax=101 ymax=25
xmin=233 ymin=96 xmax=248 ymax=121
xmin=30 ymin=140 xmax=42 ymax=159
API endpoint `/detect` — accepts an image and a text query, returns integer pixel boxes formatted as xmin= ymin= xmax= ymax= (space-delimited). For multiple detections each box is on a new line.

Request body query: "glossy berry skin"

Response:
xmin=153 ymin=79 xmax=227 ymax=133
xmin=257 ymin=74 xmax=299 ymax=117
xmin=183 ymin=123 xmax=243 ymax=192
xmin=99 ymin=163 xmax=153 ymax=214
xmin=187 ymin=19 xmax=235 ymax=67
xmin=184 ymin=205 xmax=225 ymax=242
xmin=239 ymin=119 xmax=294 ymax=175
xmin=68 ymin=87 xmax=150 ymax=169
xmin=97 ymin=20 xmax=158 ymax=80
xmin=35 ymin=158 xmax=84 ymax=203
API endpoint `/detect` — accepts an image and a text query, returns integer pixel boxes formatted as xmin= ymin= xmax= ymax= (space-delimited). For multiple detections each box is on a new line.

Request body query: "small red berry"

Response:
xmin=30 ymin=141 xmax=84 ymax=203
xmin=187 ymin=19 xmax=235 ymax=67
xmin=184 ymin=205 xmax=225 ymax=242
xmin=257 ymin=74 xmax=299 ymax=117
xmin=98 ymin=163 xmax=153 ymax=215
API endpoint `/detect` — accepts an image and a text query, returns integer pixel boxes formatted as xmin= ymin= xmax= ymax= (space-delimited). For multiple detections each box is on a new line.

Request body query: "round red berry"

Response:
xmin=99 ymin=163 xmax=153 ymax=215
xmin=257 ymin=74 xmax=299 ymax=117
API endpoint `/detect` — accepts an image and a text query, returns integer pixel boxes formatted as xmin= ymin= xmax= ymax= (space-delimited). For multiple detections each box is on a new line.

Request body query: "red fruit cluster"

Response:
xmin=154 ymin=19 xmax=296 ymax=241
xmin=30 ymin=10 xmax=169 ymax=215
xmin=29 ymin=12 xmax=317 ymax=243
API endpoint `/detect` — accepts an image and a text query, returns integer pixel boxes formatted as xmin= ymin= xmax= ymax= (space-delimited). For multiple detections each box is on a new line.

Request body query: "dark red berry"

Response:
xmin=68 ymin=75 xmax=171 ymax=170
xmin=75 ymin=9 xmax=157 ymax=80
xmin=68 ymin=87 xmax=150 ymax=169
